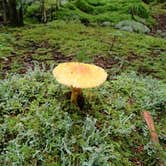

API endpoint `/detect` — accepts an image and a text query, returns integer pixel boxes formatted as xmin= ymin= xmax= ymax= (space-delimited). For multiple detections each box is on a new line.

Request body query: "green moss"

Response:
xmin=86 ymin=0 xmax=107 ymax=6
xmin=74 ymin=0 xmax=95 ymax=14
xmin=0 ymin=1 xmax=166 ymax=165
xmin=0 ymin=21 xmax=166 ymax=79
xmin=55 ymin=0 xmax=153 ymax=25
xmin=0 ymin=33 xmax=15 ymax=58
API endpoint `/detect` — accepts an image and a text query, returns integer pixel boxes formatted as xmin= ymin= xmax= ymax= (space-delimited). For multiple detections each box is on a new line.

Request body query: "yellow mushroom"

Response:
xmin=53 ymin=62 xmax=107 ymax=104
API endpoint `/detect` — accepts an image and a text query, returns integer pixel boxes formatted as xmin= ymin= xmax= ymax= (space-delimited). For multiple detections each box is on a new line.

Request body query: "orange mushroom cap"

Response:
xmin=53 ymin=62 xmax=107 ymax=88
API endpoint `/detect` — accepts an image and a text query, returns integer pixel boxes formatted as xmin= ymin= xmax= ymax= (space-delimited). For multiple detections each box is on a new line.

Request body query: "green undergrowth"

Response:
xmin=0 ymin=67 xmax=166 ymax=165
xmin=151 ymin=2 xmax=166 ymax=15
xmin=0 ymin=21 xmax=166 ymax=79
xmin=55 ymin=0 xmax=155 ymax=26
xmin=0 ymin=33 xmax=15 ymax=58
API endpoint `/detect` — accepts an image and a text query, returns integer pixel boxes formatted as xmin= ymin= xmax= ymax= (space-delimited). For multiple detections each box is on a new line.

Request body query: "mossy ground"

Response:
xmin=55 ymin=0 xmax=155 ymax=26
xmin=0 ymin=68 xmax=166 ymax=165
xmin=0 ymin=1 xmax=166 ymax=165
xmin=0 ymin=20 xmax=166 ymax=80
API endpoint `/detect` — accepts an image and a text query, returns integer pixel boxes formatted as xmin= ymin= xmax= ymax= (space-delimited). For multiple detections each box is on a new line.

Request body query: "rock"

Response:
xmin=100 ymin=21 xmax=112 ymax=27
xmin=115 ymin=20 xmax=150 ymax=34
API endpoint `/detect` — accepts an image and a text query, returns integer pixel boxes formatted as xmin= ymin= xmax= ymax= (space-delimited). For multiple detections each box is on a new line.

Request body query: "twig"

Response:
xmin=142 ymin=111 xmax=159 ymax=143
xmin=142 ymin=111 xmax=164 ymax=166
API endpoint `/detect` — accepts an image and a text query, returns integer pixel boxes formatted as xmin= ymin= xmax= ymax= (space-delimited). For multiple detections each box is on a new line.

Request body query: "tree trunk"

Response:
xmin=41 ymin=0 xmax=47 ymax=23
xmin=2 ymin=0 xmax=9 ymax=24
xmin=18 ymin=4 xmax=24 ymax=26
xmin=7 ymin=0 xmax=23 ymax=26
xmin=56 ymin=0 xmax=63 ymax=10
xmin=8 ymin=0 xmax=19 ymax=26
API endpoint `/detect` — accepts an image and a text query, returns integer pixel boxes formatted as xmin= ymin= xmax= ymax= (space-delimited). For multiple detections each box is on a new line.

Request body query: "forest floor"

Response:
xmin=150 ymin=14 xmax=166 ymax=36
xmin=0 ymin=17 xmax=166 ymax=80
xmin=0 ymin=3 xmax=166 ymax=166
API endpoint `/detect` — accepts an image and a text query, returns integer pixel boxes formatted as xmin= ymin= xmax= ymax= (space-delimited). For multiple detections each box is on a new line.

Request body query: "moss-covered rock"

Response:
xmin=115 ymin=20 xmax=150 ymax=33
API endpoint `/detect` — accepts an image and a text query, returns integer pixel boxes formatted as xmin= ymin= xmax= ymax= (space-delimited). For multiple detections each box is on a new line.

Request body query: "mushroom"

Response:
xmin=53 ymin=62 xmax=107 ymax=105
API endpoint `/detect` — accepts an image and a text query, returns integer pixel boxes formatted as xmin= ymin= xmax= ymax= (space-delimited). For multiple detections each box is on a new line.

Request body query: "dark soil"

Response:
xmin=93 ymin=55 xmax=120 ymax=69
xmin=150 ymin=14 xmax=166 ymax=37
xmin=0 ymin=41 xmax=73 ymax=79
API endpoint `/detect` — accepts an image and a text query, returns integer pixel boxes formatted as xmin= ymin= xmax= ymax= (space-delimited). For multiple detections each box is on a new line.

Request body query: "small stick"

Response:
xmin=142 ymin=111 xmax=159 ymax=143
xmin=142 ymin=111 xmax=164 ymax=166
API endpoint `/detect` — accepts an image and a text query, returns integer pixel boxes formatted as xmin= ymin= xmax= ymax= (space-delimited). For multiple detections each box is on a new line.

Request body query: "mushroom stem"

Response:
xmin=71 ymin=87 xmax=82 ymax=104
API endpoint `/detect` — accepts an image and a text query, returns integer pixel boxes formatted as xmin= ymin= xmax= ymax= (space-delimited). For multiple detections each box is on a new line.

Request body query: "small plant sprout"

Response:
xmin=53 ymin=62 xmax=107 ymax=104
